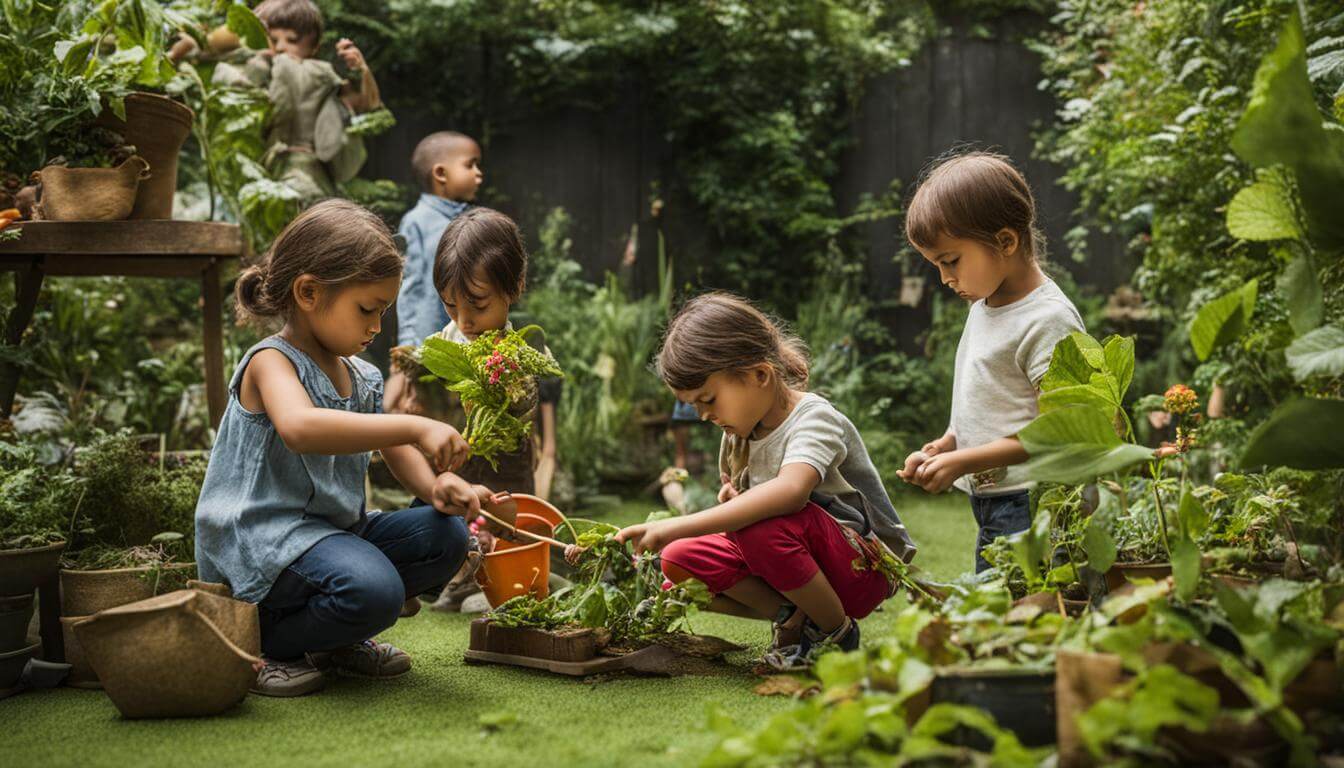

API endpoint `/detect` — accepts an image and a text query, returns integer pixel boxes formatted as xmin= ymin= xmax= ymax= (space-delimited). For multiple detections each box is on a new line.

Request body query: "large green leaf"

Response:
xmin=1231 ymin=13 xmax=1344 ymax=250
xmin=226 ymin=3 xmax=269 ymax=50
xmin=1176 ymin=490 xmax=1209 ymax=539
xmin=1083 ymin=507 xmax=1117 ymax=573
xmin=1013 ymin=406 xmax=1154 ymax=485
xmin=1008 ymin=507 xmax=1052 ymax=583
xmin=1277 ymin=252 xmax=1323 ymax=336
xmin=1102 ymin=335 xmax=1134 ymax=404
xmin=1039 ymin=333 xmax=1133 ymax=418
xmin=1171 ymin=537 xmax=1201 ymax=603
xmin=1240 ymin=398 xmax=1344 ymax=470
xmin=1226 ymin=169 xmax=1301 ymax=242
xmin=1284 ymin=325 xmax=1344 ymax=381
xmin=1189 ymin=280 xmax=1257 ymax=362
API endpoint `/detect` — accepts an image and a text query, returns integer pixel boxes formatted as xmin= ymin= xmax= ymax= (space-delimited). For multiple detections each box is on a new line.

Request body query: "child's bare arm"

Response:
xmin=617 ymin=463 xmax=818 ymax=554
xmin=335 ymin=38 xmax=381 ymax=113
xmin=380 ymin=443 xmax=437 ymax=502
xmin=247 ymin=349 xmax=466 ymax=470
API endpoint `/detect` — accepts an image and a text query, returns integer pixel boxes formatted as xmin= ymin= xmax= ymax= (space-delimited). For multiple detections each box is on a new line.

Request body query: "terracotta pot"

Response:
xmin=37 ymin=156 xmax=149 ymax=221
xmin=0 ymin=541 xmax=66 ymax=596
xmin=60 ymin=563 xmax=196 ymax=616
xmin=0 ymin=593 xmax=35 ymax=653
xmin=95 ymin=93 xmax=194 ymax=219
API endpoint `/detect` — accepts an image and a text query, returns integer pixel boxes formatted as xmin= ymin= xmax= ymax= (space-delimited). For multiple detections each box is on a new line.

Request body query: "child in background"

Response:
xmin=194 ymin=200 xmax=509 ymax=698
xmin=897 ymin=151 xmax=1084 ymax=572
xmin=390 ymin=207 xmax=561 ymax=610
xmin=615 ymin=293 xmax=917 ymax=671
xmin=202 ymin=0 xmax=385 ymax=203
xmin=385 ymin=131 xmax=484 ymax=411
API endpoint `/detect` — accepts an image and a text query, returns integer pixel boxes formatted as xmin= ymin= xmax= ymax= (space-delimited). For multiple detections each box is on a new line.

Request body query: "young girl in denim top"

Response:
xmin=195 ymin=200 xmax=510 ymax=697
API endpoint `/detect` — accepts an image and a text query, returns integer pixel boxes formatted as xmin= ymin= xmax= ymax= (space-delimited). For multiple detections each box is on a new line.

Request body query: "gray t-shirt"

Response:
xmin=949 ymin=278 xmax=1084 ymax=496
xmin=719 ymin=392 xmax=917 ymax=562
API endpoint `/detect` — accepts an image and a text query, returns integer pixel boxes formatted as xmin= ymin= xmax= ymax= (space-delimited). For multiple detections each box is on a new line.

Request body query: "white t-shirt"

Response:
xmin=719 ymin=392 xmax=917 ymax=561
xmin=949 ymin=277 xmax=1085 ymax=496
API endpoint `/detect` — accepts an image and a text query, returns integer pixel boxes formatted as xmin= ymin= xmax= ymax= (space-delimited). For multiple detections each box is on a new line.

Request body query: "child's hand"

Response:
xmin=563 ymin=544 xmax=587 ymax=565
xmin=616 ymin=520 xmax=678 ymax=555
xmin=912 ymin=451 xmax=966 ymax=494
xmin=896 ymin=450 xmax=929 ymax=483
xmin=432 ymin=474 xmax=492 ymax=516
xmin=417 ymin=421 xmax=468 ymax=473
xmin=922 ymin=433 xmax=955 ymax=457
xmin=717 ymin=473 xmax=739 ymax=504
xmin=336 ymin=38 xmax=366 ymax=71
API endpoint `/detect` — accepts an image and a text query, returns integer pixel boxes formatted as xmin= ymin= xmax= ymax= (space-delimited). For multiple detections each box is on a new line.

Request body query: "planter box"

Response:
xmin=906 ymin=666 xmax=1057 ymax=749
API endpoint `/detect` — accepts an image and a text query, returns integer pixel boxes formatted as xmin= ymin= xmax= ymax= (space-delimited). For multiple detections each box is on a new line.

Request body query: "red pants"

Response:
xmin=660 ymin=502 xmax=890 ymax=620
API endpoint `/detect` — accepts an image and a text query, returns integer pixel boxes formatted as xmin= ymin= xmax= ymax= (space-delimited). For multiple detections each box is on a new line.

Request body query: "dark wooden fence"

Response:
xmin=362 ymin=12 xmax=1128 ymax=361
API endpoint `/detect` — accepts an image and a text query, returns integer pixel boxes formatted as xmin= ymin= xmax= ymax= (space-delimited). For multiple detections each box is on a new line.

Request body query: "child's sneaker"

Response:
xmin=251 ymin=656 xmax=327 ymax=697
xmin=309 ymin=639 xmax=412 ymax=678
xmin=759 ymin=605 xmax=803 ymax=669
xmin=764 ymin=617 xmax=860 ymax=672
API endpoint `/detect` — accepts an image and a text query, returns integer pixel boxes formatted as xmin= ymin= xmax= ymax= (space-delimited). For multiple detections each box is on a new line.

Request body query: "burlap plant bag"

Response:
xmin=74 ymin=589 xmax=260 ymax=718
xmin=1055 ymin=649 xmax=1126 ymax=768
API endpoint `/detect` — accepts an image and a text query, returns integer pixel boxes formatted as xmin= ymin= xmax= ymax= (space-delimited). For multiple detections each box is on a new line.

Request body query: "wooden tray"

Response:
xmin=465 ymin=618 xmax=678 ymax=677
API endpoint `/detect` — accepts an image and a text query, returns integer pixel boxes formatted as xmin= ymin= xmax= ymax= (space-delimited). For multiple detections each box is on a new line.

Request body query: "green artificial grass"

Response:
xmin=0 ymin=492 xmax=973 ymax=768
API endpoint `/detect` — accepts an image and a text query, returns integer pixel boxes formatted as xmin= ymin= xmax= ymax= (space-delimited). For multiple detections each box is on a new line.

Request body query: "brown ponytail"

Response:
xmin=656 ymin=292 xmax=810 ymax=392
xmin=234 ymin=199 xmax=402 ymax=327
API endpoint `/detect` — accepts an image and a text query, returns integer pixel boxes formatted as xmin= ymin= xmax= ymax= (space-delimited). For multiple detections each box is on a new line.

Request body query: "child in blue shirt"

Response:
xmin=386 ymin=131 xmax=483 ymax=411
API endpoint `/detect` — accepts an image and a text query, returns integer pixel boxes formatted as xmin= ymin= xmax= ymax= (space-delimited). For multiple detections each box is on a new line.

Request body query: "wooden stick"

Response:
xmin=477 ymin=508 xmax=569 ymax=549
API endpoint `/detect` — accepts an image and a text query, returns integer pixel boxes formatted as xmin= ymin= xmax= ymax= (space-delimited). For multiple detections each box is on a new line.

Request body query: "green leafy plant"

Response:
xmin=489 ymin=512 xmax=711 ymax=644
xmin=414 ymin=326 xmax=563 ymax=469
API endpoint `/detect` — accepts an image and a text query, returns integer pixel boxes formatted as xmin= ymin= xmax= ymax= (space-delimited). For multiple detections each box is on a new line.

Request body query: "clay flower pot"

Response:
xmin=0 ymin=541 xmax=66 ymax=596
xmin=95 ymin=93 xmax=194 ymax=219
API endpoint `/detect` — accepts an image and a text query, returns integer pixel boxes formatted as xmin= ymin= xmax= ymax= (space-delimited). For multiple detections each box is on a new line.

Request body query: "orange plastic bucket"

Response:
xmin=477 ymin=513 xmax=554 ymax=607
xmin=508 ymin=493 xmax=567 ymax=532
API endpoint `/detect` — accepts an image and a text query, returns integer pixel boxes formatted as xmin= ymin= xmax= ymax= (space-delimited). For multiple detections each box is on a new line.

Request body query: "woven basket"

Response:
xmin=61 ymin=615 xmax=100 ymax=689
xmin=36 ymin=156 xmax=150 ymax=221
xmin=60 ymin=563 xmax=196 ymax=616
xmin=74 ymin=589 xmax=260 ymax=718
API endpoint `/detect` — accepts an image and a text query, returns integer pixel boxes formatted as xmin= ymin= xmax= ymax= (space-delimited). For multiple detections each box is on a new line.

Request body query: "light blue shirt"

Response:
xmin=194 ymin=336 xmax=384 ymax=603
xmin=396 ymin=194 xmax=470 ymax=347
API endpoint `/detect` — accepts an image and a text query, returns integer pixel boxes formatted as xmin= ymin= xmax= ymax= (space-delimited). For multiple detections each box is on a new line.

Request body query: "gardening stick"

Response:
xmin=477 ymin=508 xmax=570 ymax=549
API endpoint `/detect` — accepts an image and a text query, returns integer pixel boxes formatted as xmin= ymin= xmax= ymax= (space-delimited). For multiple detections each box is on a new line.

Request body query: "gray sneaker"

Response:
xmin=309 ymin=639 xmax=412 ymax=678
xmin=251 ymin=656 xmax=327 ymax=697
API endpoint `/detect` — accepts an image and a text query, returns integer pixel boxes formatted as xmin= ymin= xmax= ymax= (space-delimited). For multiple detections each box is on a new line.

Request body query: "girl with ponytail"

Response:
xmin=196 ymin=200 xmax=511 ymax=698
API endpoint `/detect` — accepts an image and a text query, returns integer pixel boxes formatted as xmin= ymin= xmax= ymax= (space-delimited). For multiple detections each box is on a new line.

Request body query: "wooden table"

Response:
xmin=0 ymin=220 xmax=244 ymax=430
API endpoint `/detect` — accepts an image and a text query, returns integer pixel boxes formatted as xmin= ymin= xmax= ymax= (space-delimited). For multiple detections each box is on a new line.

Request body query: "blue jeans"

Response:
xmin=970 ymin=491 xmax=1032 ymax=573
xmin=257 ymin=505 xmax=469 ymax=660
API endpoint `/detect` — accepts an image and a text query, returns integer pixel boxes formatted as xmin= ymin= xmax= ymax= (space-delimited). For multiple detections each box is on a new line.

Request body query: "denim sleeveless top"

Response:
xmin=194 ymin=336 xmax=384 ymax=603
